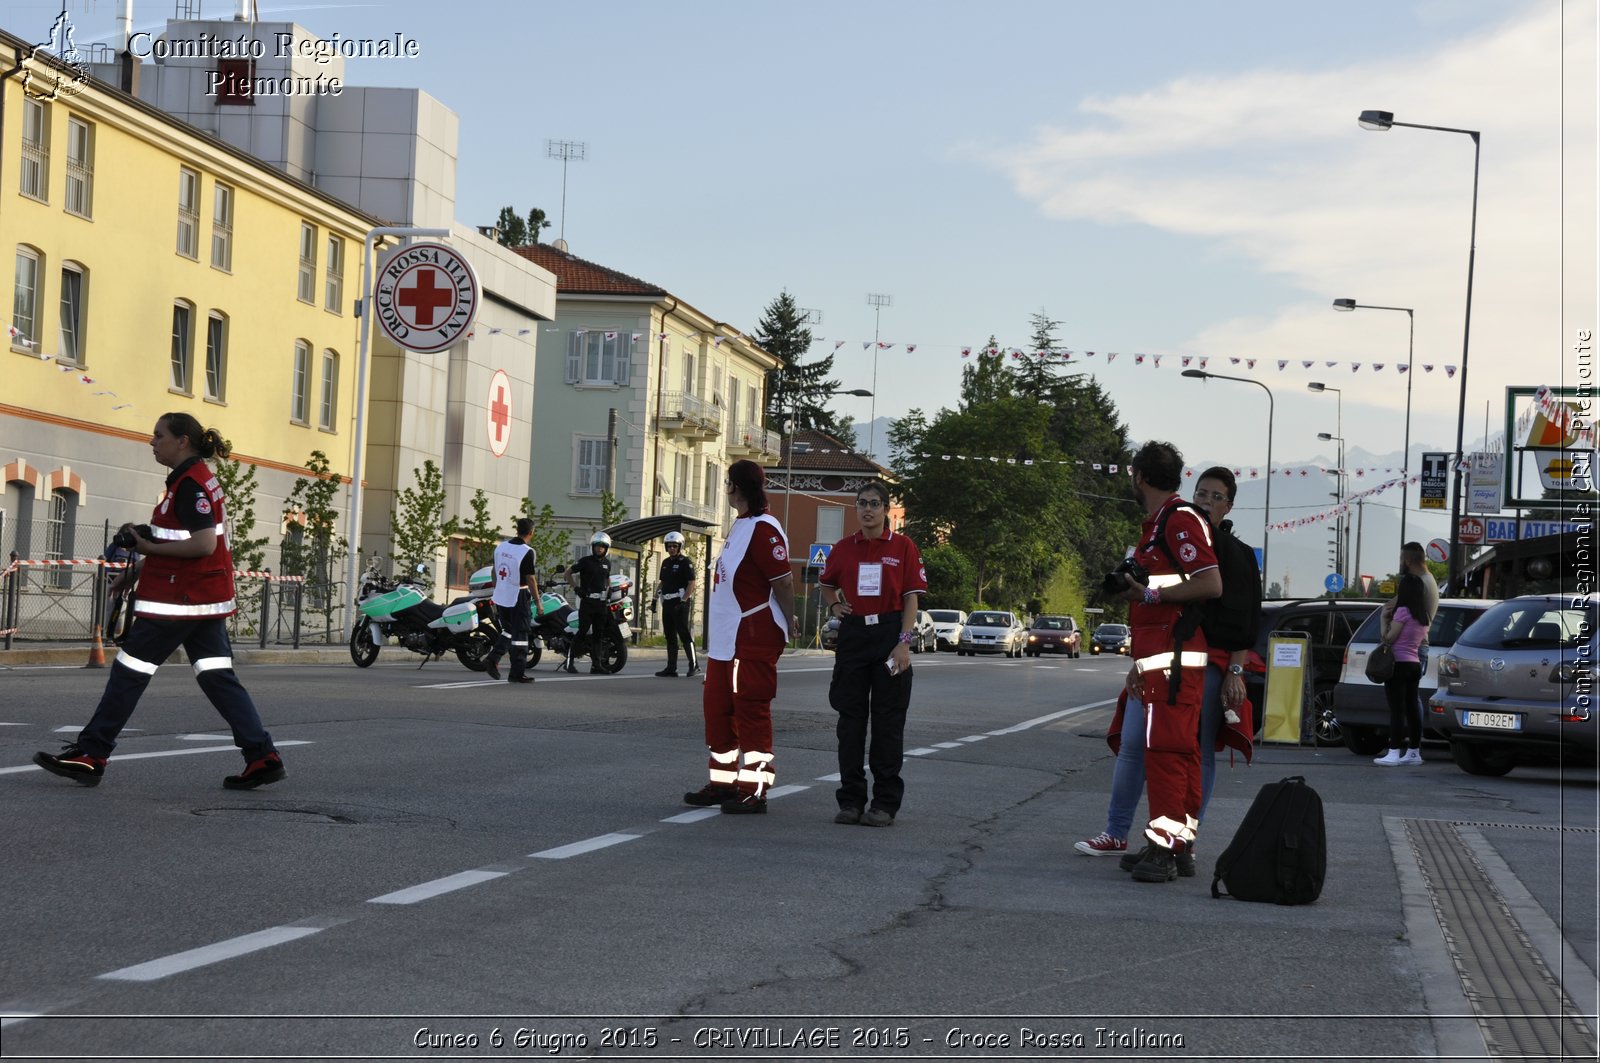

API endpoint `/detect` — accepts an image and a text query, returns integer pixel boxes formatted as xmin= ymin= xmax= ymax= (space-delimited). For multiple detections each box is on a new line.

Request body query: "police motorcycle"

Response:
xmin=349 ymin=561 xmax=499 ymax=670
xmin=461 ymin=568 xmax=632 ymax=672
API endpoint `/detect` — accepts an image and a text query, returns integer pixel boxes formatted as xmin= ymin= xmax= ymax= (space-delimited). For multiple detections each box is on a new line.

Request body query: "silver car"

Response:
xmin=958 ymin=610 xmax=1026 ymax=658
xmin=1431 ymin=593 xmax=1598 ymax=777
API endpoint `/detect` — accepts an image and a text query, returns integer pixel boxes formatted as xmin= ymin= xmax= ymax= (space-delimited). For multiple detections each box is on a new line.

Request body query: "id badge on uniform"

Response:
xmin=857 ymin=562 xmax=883 ymax=598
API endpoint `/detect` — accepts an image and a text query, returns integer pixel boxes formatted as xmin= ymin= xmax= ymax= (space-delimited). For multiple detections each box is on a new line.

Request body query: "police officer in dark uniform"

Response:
xmin=654 ymin=530 xmax=698 ymax=677
xmin=564 ymin=531 xmax=613 ymax=674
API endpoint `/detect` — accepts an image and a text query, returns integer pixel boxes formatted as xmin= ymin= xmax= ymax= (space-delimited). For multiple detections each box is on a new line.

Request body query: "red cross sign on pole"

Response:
xmin=374 ymin=242 xmax=479 ymax=353
xmin=486 ymin=369 xmax=512 ymax=457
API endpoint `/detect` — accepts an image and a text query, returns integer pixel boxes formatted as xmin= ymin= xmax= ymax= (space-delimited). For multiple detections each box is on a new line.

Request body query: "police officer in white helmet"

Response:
xmin=654 ymin=530 xmax=698 ymax=677
xmin=564 ymin=531 xmax=613 ymax=674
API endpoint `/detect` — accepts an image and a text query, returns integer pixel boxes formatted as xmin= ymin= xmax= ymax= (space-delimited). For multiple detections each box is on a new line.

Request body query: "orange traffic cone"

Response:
xmin=86 ymin=624 xmax=106 ymax=668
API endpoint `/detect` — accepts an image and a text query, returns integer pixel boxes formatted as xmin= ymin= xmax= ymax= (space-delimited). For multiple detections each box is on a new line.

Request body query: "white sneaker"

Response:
xmin=1400 ymin=749 xmax=1423 ymax=765
xmin=1373 ymin=749 xmax=1403 ymax=766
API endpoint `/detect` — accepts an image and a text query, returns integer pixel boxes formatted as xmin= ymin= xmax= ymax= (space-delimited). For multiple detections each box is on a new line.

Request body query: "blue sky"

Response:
xmin=11 ymin=0 xmax=1595 ymax=587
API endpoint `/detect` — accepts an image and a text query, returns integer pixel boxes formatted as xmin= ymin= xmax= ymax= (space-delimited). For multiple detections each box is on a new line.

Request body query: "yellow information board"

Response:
xmin=1262 ymin=633 xmax=1310 ymax=744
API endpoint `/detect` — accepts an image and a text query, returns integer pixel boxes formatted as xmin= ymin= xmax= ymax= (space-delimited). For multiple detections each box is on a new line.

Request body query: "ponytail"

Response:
xmin=159 ymin=411 xmax=232 ymax=459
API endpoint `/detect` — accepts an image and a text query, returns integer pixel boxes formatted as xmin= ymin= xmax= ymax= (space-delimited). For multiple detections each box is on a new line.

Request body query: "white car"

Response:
xmin=928 ymin=609 xmax=967 ymax=652
xmin=958 ymin=611 xmax=1026 ymax=657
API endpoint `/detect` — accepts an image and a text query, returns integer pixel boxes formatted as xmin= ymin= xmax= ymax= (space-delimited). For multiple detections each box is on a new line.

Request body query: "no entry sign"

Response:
xmin=375 ymin=242 xmax=478 ymax=353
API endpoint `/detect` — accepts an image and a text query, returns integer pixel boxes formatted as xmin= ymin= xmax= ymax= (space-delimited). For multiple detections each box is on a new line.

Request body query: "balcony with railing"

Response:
xmin=728 ymin=422 xmax=782 ymax=460
xmin=658 ymin=391 xmax=722 ymax=440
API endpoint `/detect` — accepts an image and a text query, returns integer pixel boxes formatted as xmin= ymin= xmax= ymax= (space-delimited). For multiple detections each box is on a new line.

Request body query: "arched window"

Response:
xmin=58 ymin=261 xmax=86 ymax=365
xmin=290 ymin=339 xmax=311 ymax=423
xmin=204 ymin=310 xmax=228 ymax=401
xmin=45 ymin=488 xmax=77 ymax=589
xmin=170 ymin=300 xmax=195 ymax=393
xmin=12 ymin=245 xmax=42 ymax=349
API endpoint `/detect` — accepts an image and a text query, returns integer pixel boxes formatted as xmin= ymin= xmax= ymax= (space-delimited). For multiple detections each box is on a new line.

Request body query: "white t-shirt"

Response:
xmin=706 ymin=513 xmax=790 ymax=661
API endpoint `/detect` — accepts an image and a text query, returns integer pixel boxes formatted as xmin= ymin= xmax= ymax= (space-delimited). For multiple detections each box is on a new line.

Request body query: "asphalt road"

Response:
xmin=1 ymin=648 xmax=1595 ymax=1062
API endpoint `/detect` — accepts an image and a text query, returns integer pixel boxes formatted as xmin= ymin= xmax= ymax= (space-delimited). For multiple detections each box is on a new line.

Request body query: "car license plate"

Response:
xmin=1463 ymin=711 xmax=1520 ymax=731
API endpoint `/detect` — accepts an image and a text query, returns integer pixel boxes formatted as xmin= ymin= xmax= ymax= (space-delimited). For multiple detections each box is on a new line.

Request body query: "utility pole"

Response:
xmin=606 ymin=407 xmax=618 ymax=497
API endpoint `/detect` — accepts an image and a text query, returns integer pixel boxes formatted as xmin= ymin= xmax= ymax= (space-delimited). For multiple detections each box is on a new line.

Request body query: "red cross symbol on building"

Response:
xmin=398 ymin=268 xmax=455 ymax=328
xmin=490 ymin=382 xmax=510 ymax=442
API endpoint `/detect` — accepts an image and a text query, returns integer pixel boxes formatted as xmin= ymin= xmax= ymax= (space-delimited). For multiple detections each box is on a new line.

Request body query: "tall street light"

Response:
xmin=784 ymin=387 xmax=872 ymax=530
xmin=1307 ymin=382 xmax=1343 ymax=582
xmin=1318 ymin=432 xmax=1347 ymax=581
xmin=1357 ymin=109 xmax=1480 ymax=584
xmin=1332 ymin=299 xmax=1416 ymax=543
xmin=1182 ymin=369 xmax=1273 ymax=593
xmin=865 ymin=293 xmax=892 ymax=458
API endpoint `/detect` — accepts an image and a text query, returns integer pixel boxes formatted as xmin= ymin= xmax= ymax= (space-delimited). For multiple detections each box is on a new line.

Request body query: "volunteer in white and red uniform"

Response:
xmin=33 ymin=413 xmax=284 ymax=790
xmin=818 ymin=479 xmax=926 ymax=828
xmin=1114 ymin=440 xmax=1220 ymax=883
xmin=683 ymin=460 xmax=797 ymax=815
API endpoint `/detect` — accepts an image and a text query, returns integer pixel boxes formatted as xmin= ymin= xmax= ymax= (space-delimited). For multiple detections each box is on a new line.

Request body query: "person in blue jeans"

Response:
xmin=1076 ymin=468 xmax=1255 ymax=865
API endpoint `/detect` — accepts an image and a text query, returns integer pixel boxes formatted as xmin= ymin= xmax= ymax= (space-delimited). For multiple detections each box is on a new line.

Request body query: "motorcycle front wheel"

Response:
xmin=455 ymin=624 xmax=496 ymax=672
xmin=349 ymin=624 xmax=380 ymax=668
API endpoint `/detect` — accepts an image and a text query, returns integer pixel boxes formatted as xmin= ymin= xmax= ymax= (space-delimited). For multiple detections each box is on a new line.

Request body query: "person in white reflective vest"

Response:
xmin=682 ymin=460 xmax=797 ymax=815
xmin=483 ymin=517 xmax=539 ymax=683
xmin=33 ymin=413 xmax=284 ymax=790
xmin=1112 ymin=441 xmax=1221 ymax=883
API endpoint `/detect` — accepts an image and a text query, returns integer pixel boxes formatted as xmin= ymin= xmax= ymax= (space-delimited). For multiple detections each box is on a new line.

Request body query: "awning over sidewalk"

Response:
xmin=602 ymin=513 xmax=716 ymax=548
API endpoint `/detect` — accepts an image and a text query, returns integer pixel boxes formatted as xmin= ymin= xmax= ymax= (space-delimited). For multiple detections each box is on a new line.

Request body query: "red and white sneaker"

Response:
xmin=1074 ymin=831 xmax=1128 ymax=857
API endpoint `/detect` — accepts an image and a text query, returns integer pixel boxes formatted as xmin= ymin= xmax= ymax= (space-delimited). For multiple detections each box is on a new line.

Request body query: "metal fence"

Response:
xmin=0 ymin=557 xmax=334 ymax=649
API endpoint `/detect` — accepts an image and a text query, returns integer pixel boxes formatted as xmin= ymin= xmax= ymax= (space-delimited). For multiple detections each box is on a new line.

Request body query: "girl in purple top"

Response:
xmin=1375 ymin=574 xmax=1432 ymax=765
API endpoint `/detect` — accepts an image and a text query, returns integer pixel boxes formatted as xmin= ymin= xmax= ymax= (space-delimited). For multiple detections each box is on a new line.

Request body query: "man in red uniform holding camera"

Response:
xmin=1115 ymin=441 xmax=1221 ymax=882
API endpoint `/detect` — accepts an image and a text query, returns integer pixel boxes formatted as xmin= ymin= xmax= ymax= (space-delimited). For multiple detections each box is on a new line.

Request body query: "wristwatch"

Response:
xmin=1227 ymin=664 xmax=1245 ymax=676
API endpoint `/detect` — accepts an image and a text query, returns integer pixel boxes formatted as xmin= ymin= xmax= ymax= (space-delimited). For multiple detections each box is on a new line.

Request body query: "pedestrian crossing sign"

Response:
xmin=808 ymin=543 xmax=831 ymax=568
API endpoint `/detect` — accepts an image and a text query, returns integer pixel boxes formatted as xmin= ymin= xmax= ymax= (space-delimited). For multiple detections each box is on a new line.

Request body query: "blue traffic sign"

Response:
xmin=807 ymin=542 xmax=832 ymax=568
xmin=1324 ymin=573 xmax=1345 ymax=593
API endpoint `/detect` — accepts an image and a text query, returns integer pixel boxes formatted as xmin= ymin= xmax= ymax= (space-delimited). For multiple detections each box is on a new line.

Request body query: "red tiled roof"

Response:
xmin=779 ymin=429 xmax=893 ymax=476
xmin=512 ymin=243 xmax=666 ymax=296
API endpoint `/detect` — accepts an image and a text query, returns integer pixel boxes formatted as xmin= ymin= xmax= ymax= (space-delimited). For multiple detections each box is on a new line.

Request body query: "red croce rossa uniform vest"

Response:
xmin=135 ymin=460 xmax=236 ymax=619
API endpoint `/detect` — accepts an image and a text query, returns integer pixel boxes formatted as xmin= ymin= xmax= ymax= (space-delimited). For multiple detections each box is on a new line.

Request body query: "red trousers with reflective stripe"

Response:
xmin=1140 ymin=664 xmax=1203 ymax=844
xmin=703 ymin=655 xmax=777 ymax=792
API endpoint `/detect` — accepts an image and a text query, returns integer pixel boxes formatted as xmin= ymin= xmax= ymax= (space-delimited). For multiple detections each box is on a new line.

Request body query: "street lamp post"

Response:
xmin=783 ymin=387 xmax=872 ymax=530
xmin=1331 ymin=300 xmax=1416 ymax=543
xmin=1357 ymin=109 xmax=1480 ymax=585
xmin=1182 ymin=369 xmax=1273 ymax=593
xmin=1318 ymin=432 xmax=1346 ymax=582
xmin=1308 ymin=382 xmax=1343 ymax=580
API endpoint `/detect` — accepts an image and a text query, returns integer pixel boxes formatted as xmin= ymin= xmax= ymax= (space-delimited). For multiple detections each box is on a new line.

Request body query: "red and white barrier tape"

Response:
xmin=1 ymin=559 xmax=304 ymax=583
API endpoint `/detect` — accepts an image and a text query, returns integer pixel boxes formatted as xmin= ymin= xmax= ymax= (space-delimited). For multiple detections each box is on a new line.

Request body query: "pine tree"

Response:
xmin=494 ymin=206 xmax=527 ymax=248
xmin=757 ymin=290 xmax=842 ymax=436
xmin=1012 ymin=310 xmax=1067 ymax=400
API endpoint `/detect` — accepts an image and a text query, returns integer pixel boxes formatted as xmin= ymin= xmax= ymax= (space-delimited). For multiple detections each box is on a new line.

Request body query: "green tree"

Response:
xmin=1012 ymin=309 xmax=1067 ymax=400
xmin=456 ymin=488 xmax=502 ymax=573
xmin=757 ymin=290 xmax=844 ymax=436
xmin=920 ymin=542 xmax=977 ymax=610
xmin=598 ymin=489 xmax=629 ymax=531
xmin=280 ymin=450 xmax=348 ymax=621
xmin=390 ymin=459 xmax=459 ymax=587
xmin=518 ymin=499 xmax=571 ymax=579
xmin=214 ymin=453 xmax=268 ymax=573
xmin=493 ymin=206 xmax=552 ymax=248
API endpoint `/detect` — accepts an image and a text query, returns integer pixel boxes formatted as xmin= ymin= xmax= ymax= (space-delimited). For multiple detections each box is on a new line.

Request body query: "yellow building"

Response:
xmin=1 ymin=28 xmax=377 ymax=572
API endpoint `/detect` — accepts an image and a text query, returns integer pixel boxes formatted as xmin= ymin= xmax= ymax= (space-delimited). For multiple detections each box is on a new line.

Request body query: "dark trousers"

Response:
xmin=662 ymin=599 xmax=696 ymax=672
xmin=569 ymin=598 xmax=610 ymax=666
xmin=487 ymin=597 xmax=531 ymax=678
xmin=1384 ymin=661 xmax=1424 ymax=750
xmin=829 ymin=616 xmax=912 ymax=814
xmin=78 ymin=616 xmax=275 ymax=762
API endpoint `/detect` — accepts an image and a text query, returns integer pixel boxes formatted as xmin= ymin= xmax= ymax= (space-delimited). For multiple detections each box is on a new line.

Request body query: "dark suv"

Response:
xmin=1242 ymin=599 xmax=1381 ymax=744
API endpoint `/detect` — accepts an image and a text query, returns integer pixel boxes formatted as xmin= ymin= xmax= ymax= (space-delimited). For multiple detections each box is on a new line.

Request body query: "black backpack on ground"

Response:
xmin=1211 ymin=775 xmax=1326 ymax=905
xmin=1150 ymin=503 xmax=1262 ymax=651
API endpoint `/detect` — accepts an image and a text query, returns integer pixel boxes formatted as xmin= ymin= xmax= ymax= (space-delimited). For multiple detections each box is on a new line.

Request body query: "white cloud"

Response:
xmin=983 ymin=3 xmax=1596 ymax=437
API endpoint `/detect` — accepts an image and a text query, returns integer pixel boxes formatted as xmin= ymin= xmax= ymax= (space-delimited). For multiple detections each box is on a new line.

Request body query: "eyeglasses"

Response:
xmin=855 ymin=499 xmax=886 ymax=509
xmin=1193 ymin=489 xmax=1231 ymax=504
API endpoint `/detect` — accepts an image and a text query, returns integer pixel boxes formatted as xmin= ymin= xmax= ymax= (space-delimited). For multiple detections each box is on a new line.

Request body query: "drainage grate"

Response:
xmin=1407 ymin=818 xmax=1597 ymax=1059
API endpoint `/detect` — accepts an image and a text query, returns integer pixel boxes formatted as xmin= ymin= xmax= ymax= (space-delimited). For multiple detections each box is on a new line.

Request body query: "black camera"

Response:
xmin=1100 ymin=556 xmax=1149 ymax=596
xmin=112 ymin=524 xmax=153 ymax=551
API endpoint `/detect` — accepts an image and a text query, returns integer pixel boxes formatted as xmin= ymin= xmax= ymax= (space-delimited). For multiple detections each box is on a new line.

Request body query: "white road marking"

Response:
xmin=815 ymin=772 xmax=842 ymax=782
xmin=661 ymin=808 xmax=720 ymax=824
xmin=905 ymin=747 xmax=940 ymax=756
xmin=764 ymin=784 xmax=808 ymax=799
xmin=0 ymin=740 xmax=312 ymax=776
xmin=530 ymin=833 xmax=640 ymax=859
xmin=98 ymin=926 xmax=323 ymax=982
xmin=933 ymin=741 xmax=964 ymax=749
xmin=179 ymin=733 xmax=232 ymax=741
xmin=985 ymin=698 xmax=1117 ymax=736
xmin=957 ymin=735 xmax=989 ymax=743
xmin=54 ymin=725 xmax=142 ymax=733
xmin=367 ymin=869 xmax=509 ymax=905
xmin=1036 ymin=665 xmax=1059 ymax=670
